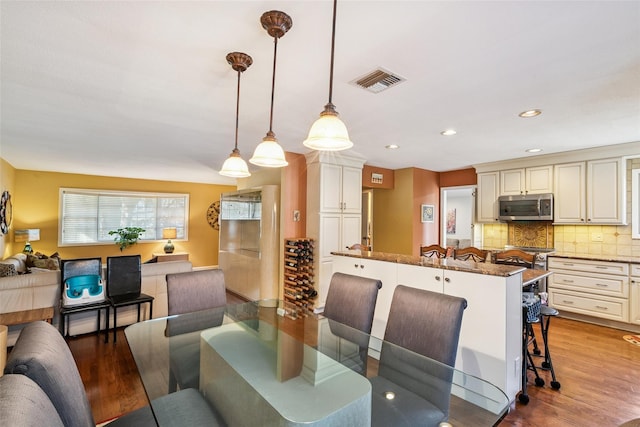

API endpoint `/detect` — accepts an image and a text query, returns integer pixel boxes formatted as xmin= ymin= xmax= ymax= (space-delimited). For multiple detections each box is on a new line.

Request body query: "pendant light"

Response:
xmin=249 ymin=10 xmax=291 ymax=168
xmin=303 ymin=0 xmax=353 ymax=151
xmin=220 ymin=52 xmax=253 ymax=178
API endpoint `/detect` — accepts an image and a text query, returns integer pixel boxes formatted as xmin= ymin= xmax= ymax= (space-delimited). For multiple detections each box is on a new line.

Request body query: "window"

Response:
xmin=59 ymin=188 xmax=189 ymax=246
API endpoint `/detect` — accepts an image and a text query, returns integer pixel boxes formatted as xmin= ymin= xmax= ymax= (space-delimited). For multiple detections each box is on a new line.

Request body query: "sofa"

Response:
xmin=0 ymin=254 xmax=193 ymax=346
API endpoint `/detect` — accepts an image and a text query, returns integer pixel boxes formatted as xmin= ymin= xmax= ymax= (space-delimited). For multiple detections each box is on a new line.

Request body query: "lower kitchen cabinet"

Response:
xmin=548 ymin=257 xmax=629 ymax=322
xmin=630 ymin=265 xmax=640 ymax=325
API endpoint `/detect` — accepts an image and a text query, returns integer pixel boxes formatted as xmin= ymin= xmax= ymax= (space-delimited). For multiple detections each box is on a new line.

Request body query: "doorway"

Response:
xmin=440 ymin=186 xmax=478 ymax=249
xmin=362 ymin=189 xmax=373 ymax=249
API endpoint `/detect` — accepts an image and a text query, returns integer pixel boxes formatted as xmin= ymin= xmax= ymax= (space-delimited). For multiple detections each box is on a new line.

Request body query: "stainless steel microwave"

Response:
xmin=498 ymin=193 xmax=553 ymax=221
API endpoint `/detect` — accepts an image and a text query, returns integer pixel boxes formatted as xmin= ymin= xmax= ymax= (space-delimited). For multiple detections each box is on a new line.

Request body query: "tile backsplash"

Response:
xmin=481 ymin=158 xmax=640 ymax=258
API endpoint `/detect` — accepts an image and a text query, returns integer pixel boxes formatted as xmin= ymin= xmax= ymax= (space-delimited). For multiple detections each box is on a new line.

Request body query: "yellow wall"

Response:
xmin=0 ymin=159 xmax=17 ymax=259
xmin=373 ymin=169 xmax=416 ymax=255
xmin=11 ymin=169 xmax=235 ymax=267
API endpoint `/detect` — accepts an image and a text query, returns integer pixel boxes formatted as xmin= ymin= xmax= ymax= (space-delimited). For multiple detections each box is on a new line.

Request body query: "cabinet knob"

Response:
xmin=444 ymin=277 xmax=451 ymax=283
xmin=359 ymin=264 xmax=364 ymax=269
xmin=435 ymin=276 xmax=441 ymax=281
xmin=354 ymin=264 xmax=359 ymax=268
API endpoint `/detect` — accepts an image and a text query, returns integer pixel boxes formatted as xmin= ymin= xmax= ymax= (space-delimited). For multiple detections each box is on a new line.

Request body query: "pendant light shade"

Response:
xmin=250 ymin=10 xmax=291 ymax=168
xmin=303 ymin=0 xmax=353 ymax=152
xmin=220 ymin=52 xmax=252 ymax=178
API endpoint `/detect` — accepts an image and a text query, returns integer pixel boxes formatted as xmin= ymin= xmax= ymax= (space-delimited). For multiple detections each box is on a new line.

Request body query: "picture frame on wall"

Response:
xmin=421 ymin=204 xmax=434 ymax=223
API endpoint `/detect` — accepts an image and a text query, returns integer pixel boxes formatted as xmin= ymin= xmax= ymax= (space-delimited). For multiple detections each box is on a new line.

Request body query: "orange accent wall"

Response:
xmin=282 ymin=152 xmax=307 ymax=239
xmin=440 ymin=167 xmax=477 ymax=187
xmin=412 ymin=168 xmax=440 ymax=256
xmin=11 ymin=169 xmax=234 ymax=267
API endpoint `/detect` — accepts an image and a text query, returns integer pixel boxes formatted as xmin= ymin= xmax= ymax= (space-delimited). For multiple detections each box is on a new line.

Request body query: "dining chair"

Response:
xmin=322 ymin=272 xmax=382 ymax=375
xmin=453 ymin=246 xmax=489 ymax=263
xmin=106 ymin=255 xmax=154 ymax=343
xmin=166 ymin=269 xmax=227 ymax=392
xmin=4 ymin=321 xmax=225 ymax=427
xmin=419 ymin=244 xmax=447 ymax=259
xmin=370 ymin=285 xmax=467 ymax=427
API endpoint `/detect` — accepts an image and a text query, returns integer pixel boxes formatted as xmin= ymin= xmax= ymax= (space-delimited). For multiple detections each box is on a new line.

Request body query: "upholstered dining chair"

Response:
xmin=166 ymin=269 xmax=228 ymax=392
xmin=453 ymin=246 xmax=489 ymax=263
xmin=4 ymin=321 xmax=225 ymax=427
xmin=420 ymin=244 xmax=447 ymax=259
xmin=322 ymin=272 xmax=382 ymax=374
xmin=370 ymin=285 xmax=467 ymax=427
xmin=320 ymin=273 xmax=382 ymax=374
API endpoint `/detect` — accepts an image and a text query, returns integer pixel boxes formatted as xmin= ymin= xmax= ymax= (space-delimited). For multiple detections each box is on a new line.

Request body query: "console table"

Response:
xmin=0 ymin=307 xmax=54 ymax=326
xmin=152 ymin=252 xmax=189 ymax=262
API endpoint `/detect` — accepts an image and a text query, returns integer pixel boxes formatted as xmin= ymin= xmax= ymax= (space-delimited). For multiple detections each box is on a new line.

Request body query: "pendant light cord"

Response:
xmin=234 ymin=68 xmax=241 ymax=150
xmin=327 ymin=0 xmax=337 ymax=105
xmin=268 ymin=36 xmax=279 ymax=134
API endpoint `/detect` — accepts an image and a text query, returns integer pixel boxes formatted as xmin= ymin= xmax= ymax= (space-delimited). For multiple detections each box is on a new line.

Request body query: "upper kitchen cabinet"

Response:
xmin=554 ymin=158 xmax=626 ymax=224
xmin=500 ymin=166 xmax=553 ymax=196
xmin=477 ymin=171 xmax=500 ymax=223
xmin=319 ymin=163 xmax=362 ymax=214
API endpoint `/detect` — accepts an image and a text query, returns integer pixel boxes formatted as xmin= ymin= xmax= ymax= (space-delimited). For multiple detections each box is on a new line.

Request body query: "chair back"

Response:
xmin=453 ymin=246 xmax=489 ymax=262
xmin=378 ymin=286 xmax=467 ymax=419
xmin=0 ymin=374 xmax=65 ymax=427
xmin=420 ymin=244 xmax=447 ymax=258
xmin=4 ymin=321 xmax=95 ymax=427
xmin=493 ymin=249 xmax=536 ymax=268
xmin=61 ymin=257 xmax=102 ymax=283
xmin=166 ymin=269 xmax=227 ymax=316
xmin=106 ymin=255 xmax=142 ymax=300
xmin=323 ymin=272 xmax=382 ymax=334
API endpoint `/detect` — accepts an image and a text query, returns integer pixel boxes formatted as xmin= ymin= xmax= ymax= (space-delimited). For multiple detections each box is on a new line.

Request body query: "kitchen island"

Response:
xmin=331 ymin=250 xmax=526 ymax=403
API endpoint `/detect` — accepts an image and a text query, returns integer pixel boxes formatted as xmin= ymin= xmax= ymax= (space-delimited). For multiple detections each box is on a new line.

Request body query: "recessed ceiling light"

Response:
xmin=526 ymin=148 xmax=543 ymax=153
xmin=440 ymin=129 xmax=457 ymax=136
xmin=519 ymin=109 xmax=542 ymax=118
xmin=385 ymin=144 xmax=399 ymax=149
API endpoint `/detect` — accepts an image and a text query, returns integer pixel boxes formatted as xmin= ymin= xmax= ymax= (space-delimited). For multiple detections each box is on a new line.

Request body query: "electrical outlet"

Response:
xmin=591 ymin=233 xmax=603 ymax=242
xmin=293 ymin=210 xmax=300 ymax=222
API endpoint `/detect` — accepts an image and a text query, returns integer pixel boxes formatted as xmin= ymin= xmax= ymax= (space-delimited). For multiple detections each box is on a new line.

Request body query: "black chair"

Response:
xmin=59 ymin=257 xmax=110 ymax=343
xmin=106 ymin=255 xmax=154 ymax=343
xmin=322 ymin=272 xmax=382 ymax=375
xmin=370 ymin=285 xmax=467 ymax=427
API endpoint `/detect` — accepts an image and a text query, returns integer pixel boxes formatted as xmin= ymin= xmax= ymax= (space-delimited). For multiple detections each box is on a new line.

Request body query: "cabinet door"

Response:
xmin=554 ymin=162 xmax=586 ymax=223
xmin=526 ymin=165 xmax=553 ymax=194
xmin=341 ymin=214 xmax=362 ymax=250
xmin=500 ymin=169 xmax=525 ymax=195
xmin=396 ymin=264 xmax=444 ymax=293
xmin=477 ymin=172 xmax=499 ymax=222
xmin=631 ymin=277 xmax=640 ymax=325
xmin=587 ymin=158 xmax=626 ymax=224
xmin=319 ymin=163 xmax=343 ymax=212
xmin=341 ymin=166 xmax=362 ymax=214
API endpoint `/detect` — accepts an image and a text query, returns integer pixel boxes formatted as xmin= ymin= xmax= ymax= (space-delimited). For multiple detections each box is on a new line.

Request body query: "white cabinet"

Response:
xmin=306 ymin=152 xmax=365 ymax=308
xmin=630 ymin=265 xmax=640 ymax=325
xmin=477 ymin=172 xmax=499 ymax=222
xmin=554 ymin=158 xmax=626 ymax=224
xmin=500 ymin=166 xmax=553 ymax=196
xmin=548 ymin=257 xmax=629 ymax=322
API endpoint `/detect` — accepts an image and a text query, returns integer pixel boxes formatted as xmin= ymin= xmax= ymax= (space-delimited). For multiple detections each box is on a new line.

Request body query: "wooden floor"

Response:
xmin=64 ymin=296 xmax=640 ymax=426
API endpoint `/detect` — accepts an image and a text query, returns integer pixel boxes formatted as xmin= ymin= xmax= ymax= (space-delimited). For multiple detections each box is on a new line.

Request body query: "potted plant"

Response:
xmin=108 ymin=227 xmax=145 ymax=251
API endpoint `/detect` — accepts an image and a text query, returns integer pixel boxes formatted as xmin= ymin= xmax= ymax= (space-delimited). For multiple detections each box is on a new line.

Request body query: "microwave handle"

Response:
xmin=537 ymin=199 xmax=542 ymax=216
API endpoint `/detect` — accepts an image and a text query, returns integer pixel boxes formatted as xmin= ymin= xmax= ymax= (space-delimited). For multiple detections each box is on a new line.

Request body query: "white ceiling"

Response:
xmin=1 ymin=1 xmax=639 ymax=185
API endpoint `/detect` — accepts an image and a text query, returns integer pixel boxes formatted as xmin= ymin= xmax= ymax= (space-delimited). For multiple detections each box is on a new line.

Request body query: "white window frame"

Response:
xmin=59 ymin=188 xmax=189 ymax=247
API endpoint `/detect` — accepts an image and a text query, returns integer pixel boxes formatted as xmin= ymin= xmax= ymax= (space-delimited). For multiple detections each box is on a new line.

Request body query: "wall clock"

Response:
xmin=207 ymin=201 xmax=221 ymax=230
xmin=0 ymin=190 xmax=12 ymax=235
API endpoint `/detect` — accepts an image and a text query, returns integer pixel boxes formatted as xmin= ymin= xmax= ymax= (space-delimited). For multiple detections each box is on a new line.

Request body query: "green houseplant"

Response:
xmin=108 ymin=227 xmax=145 ymax=251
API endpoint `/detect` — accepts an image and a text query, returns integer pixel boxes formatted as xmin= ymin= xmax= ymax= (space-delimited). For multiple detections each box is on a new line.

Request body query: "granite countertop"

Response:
xmin=331 ymin=250 xmax=525 ymax=278
xmin=548 ymin=252 xmax=640 ymax=264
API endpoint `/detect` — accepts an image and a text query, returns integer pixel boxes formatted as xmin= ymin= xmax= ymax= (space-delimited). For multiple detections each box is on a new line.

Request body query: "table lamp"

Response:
xmin=15 ymin=229 xmax=40 ymax=254
xmin=162 ymin=227 xmax=177 ymax=254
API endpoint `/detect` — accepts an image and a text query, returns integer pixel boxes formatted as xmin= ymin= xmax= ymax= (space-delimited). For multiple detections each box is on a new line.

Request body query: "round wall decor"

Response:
xmin=0 ymin=190 xmax=12 ymax=235
xmin=207 ymin=201 xmax=221 ymax=230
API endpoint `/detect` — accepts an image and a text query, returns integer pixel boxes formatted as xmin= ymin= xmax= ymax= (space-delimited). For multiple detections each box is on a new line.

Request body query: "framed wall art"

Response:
xmin=421 ymin=204 xmax=434 ymax=223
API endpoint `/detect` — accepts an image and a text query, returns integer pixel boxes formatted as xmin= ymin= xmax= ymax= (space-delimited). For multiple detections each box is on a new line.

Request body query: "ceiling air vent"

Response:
xmin=350 ymin=68 xmax=406 ymax=94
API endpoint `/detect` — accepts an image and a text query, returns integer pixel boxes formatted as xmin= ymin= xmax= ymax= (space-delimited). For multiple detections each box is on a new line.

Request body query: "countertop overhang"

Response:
xmin=331 ymin=250 xmax=525 ymax=278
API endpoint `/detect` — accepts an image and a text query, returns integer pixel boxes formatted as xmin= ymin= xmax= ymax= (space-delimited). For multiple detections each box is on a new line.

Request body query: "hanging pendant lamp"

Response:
xmin=220 ymin=52 xmax=253 ymax=178
xmin=249 ymin=10 xmax=291 ymax=168
xmin=303 ymin=0 xmax=353 ymax=152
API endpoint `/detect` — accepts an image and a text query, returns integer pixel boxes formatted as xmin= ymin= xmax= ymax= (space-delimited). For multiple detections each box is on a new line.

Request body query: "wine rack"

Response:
xmin=283 ymin=238 xmax=316 ymax=319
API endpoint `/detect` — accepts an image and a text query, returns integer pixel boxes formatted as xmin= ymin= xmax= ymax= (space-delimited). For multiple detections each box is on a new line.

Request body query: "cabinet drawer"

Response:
xmin=630 ymin=264 xmax=640 ymax=277
xmin=548 ymin=257 xmax=629 ymax=276
xmin=549 ymin=289 xmax=628 ymax=322
xmin=549 ymin=272 xmax=628 ymax=298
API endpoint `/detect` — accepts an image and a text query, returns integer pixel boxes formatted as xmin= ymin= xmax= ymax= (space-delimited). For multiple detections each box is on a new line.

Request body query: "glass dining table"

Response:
xmin=125 ymin=300 xmax=510 ymax=427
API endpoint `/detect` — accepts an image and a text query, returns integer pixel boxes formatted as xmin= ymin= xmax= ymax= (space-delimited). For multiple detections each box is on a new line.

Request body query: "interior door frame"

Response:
xmin=440 ymin=185 xmax=477 ymax=249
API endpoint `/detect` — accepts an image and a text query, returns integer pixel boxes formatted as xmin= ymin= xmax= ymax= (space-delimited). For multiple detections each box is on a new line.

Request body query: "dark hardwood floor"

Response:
xmin=64 ymin=296 xmax=640 ymax=426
